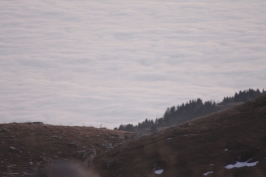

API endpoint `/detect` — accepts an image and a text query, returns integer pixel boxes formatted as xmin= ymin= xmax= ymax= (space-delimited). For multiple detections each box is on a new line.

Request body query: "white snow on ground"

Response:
xmin=203 ymin=171 xmax=213 ymax=176
xmin=225 ymin=160 xmax=259 ymax=169
xmin=154 ymin=169 xmax=164 ymax=174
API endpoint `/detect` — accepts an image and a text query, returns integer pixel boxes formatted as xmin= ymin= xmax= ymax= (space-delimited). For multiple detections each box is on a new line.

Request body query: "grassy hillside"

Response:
xmin=1 ymin=95 xmax=265 ymax=177
xmin=93 ymin=95 xmax=266 ymax=177
xmin=0 ymin=124 xmax=136 ymax=176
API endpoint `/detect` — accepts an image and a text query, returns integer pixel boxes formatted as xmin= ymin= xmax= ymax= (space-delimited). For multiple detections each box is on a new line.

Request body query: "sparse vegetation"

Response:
xmin=1 ymin=90 xmax=266 ymax=177
xmin=0 ymin=124 xmax=137 ymax=176
xmin=94 ymin=94 xmax=266 ymax=177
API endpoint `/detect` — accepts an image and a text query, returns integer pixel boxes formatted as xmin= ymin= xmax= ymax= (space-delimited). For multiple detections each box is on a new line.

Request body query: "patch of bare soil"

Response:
xmin=0 ymin=123 xmax=137 ymax=176
xmin=93 ymin=95 xmax=266 ymax=177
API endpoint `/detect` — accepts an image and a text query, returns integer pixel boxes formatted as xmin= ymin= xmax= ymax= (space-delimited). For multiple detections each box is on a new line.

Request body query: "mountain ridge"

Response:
xmin=0 ymin=94 xmax=265 ymax=177
xmin=93 ymin=95 xmax=266 ymax=177
xmin=116 ymin=88 xmax=266 ymax=133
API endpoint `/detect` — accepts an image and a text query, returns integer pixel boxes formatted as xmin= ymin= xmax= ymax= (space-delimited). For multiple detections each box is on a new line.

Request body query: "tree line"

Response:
xmin=221 ymin=88 xmax=265 ymax=104
xmin=114 ymin=88 xmax=266 ymax=133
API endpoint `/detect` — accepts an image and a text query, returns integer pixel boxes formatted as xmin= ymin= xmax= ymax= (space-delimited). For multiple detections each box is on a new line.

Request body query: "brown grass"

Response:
xmin=93 ymin=95 xmax=266 ymax=177
xmin=0 ymin=124 xmax=135 ymax=176
xmin=1 ymin=95 xmax=266 ymax=177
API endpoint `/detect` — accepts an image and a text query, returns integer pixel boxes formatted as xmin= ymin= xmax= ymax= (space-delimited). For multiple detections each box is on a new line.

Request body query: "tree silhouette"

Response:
xmin=115 ymin=88 xmax=266 ymax=132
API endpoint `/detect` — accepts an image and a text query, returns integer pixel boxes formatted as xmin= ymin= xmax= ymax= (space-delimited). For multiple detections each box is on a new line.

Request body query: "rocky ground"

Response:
xmin=0 ymin=123 xmax=139 ymax=177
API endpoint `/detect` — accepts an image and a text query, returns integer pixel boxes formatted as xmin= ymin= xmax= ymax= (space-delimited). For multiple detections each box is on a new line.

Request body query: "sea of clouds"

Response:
xmin=0 ymin=0 xmax=265 ymax=128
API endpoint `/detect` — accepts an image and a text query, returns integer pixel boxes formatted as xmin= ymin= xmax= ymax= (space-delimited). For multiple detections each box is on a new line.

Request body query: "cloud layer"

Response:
xmin=0 ymin=0 xmax=266 ymax=128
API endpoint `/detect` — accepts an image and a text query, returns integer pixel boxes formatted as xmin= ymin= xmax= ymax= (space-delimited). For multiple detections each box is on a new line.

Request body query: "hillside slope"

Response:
xmin=0 ymin=124 xmax=136 ymax=176
xmin=93 ymin=95 xmax=266 ymax=177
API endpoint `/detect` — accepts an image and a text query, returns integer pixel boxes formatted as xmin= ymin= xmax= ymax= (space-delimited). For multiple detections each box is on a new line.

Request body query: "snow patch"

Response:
xmin=155 ymin=169 xmax=164 ymax=174
xmin=203 ymin=171 xmax=213 ymax=176
xmin=225 ymin=160 xmax=259 ymax=169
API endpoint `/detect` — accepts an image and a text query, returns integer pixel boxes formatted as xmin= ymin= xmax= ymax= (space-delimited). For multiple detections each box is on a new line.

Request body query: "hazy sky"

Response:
xmin=1 ymin=0 xmax=265 ymax=128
